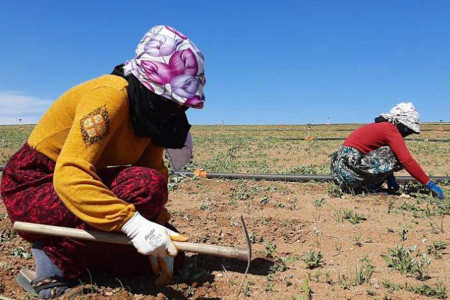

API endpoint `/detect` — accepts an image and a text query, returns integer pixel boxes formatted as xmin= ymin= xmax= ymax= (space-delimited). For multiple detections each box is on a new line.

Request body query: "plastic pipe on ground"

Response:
xmin=174 ymin=171 xmax=449 ymax=184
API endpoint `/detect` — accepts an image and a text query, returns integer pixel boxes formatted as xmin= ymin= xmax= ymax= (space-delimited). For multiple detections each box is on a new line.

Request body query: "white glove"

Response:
xmin=121 ymin=212 xmax=188 ymax=284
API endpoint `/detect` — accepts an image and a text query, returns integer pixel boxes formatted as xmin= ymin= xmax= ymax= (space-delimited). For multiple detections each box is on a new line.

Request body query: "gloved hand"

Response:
xmin=122 ymin=212 xmax=188 ymax=284
xmin=386 ymin=176 xmax=400 ymax=191
xmin=426 ymin=181 xmax=444 ymax=199
xmin=149 ymin=256 xmax=174 ymax=285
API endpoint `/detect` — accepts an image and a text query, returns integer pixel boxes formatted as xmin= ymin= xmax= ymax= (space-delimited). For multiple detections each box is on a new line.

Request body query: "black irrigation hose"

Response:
xmin=0 ymin=165 xmax=447 ymax=184
xmin=174 ymin=171 xmax=450 ymax=184
xmin=279 ymin=137 xmax=450 ymax=143
xmin=224 ymin=129 xmax=450 ymax=132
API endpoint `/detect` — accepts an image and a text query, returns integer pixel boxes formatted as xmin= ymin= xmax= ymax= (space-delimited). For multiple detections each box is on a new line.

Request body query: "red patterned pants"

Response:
xmin=1 ymin=143 xmax=182 ymax=279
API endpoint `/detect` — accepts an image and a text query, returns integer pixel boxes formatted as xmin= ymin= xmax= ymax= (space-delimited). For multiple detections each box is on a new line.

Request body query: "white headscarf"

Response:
xmin=381 ymin=102 xmax=420 ymax=133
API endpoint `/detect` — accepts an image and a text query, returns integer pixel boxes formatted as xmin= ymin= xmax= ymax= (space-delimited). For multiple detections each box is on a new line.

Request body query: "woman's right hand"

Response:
xmin=121 ymin=212 xmax=188 ymax=284
xmin=121 ymin=212 xmax=187 ymax=256
xmin=426 ymin=181 xmax=444 ymax=199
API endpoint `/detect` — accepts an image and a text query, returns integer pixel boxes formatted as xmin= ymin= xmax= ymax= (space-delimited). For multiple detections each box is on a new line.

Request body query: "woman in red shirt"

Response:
xmin=331 ymin=103 xmax=444 ymax=199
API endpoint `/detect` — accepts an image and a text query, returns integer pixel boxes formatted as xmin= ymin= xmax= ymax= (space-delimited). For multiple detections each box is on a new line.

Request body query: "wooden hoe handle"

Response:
xmin=13 ymin=221 xmax=250 ymax=261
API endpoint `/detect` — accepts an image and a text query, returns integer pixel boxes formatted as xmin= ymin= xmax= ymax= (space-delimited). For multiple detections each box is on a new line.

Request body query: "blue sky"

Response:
xmin=0 ymin=0 xmax=449 ymax=125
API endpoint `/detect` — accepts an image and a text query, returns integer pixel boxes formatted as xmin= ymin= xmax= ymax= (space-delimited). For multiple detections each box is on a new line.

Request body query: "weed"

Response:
xmin=339 ymin=256 xmax=374 ymax=288
xmin=243 ymin=280 xmax=254 ymax=297
xmin=168 ymin=173 xmax=187 ymax=192
xmin=342 ymin=209 xmax=366 ymax=224
xmin=426 ymin=241 xmax=447 ymax=259
xmin=398 ymin=225 xmax=408 ymax=241
xmin=313 ymin=197 xmax=326 ymax=207
xmin=199 ymin=201 xmax=212 ymax=211
xmin=328 ymin=182 xmax=344 ymax=198
xmin=260 ymin=196 xmax=270 ymax=205
xmin=263 ymin=240 xmax=277 ymax=258
xmin=405 ymin=280 xmax=447 ymax=299
xmin=381 ymin=245 xmax=431 ymax=280
xmin=301 ymin=279 xmax=313 ymax=300
xmin=10 ymin=247 xmax=32 ymax=259
xmin=302 ymin=250 xmax=323 ymax=269
xmin=178 ymin=262 xmax=210 ymax=284
xmin=383 ymin=279 xmax=447 ymax=299
xmin=353 ymin=234 xmax=363 ymax=247
xmin=331 ymin=207 xmax=366 ymax=224
xmin=381 ymin=280 xmax=402 ymax=292
xmin=413 ymin=254 xmax=432 ymax=281
xmin=0 ymin=228 xmax=17 ymax=243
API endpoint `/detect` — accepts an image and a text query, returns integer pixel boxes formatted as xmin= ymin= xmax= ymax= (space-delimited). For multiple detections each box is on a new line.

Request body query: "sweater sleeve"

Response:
xmin=53 ymin=86 xmax=136 ymax=232
xmin=386 ymin=127 xmax=430 ymax=184
xmin=134 ymin=141 xmax=169 ymax=179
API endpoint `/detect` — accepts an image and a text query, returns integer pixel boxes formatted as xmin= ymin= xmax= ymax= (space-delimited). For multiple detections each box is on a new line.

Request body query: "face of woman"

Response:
xmin=397 ymin=123 xmax=414 ymax=137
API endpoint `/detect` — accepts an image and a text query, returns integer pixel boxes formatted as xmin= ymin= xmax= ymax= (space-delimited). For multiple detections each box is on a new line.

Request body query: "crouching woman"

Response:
xmin=331 ymin=102 xmax=444 ymax=199
xmin=1 ymin=25 xmax=206 ymax=299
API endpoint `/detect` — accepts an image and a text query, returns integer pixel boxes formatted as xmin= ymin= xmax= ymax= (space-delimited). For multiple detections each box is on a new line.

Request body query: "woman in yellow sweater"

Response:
xmin=1 ymin=25 xmax=205 ymax=298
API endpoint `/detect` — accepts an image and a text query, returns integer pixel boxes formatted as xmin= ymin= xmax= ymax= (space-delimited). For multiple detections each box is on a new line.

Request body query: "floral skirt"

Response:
xmin=0 ymin=143 xmax=183 ymax=279
xmin=330 ymin=146 xmax=403 ymax=190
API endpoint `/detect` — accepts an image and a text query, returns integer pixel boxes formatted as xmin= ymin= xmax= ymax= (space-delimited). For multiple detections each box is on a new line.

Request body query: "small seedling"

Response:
xmin=301 ymin=279 xmax=313 ymax=300
xmin=328 ymin=183 xmax=344 ymax=198
xmin=10 ymin=247 xmax=31 ymax=259
xmin=313 ymin=197 xmax=326 ymax=207
xmin=342 ymin=209 xmax=366 ymax=224
xmin=243 ymin=280 xmax=254 ymax=297
xmin=398 ymin=225 xmax=408 ymax=241
xmin=302 ymin=250 xmax=323 ymax=269
xmin=426 ymin=241 xmax=447 ymax=259
xmin=263 ymin=240 xmax=277 ymax=258
xmin=353 ymin=234 xmax=363 ymax=247
xmin=0 ymin=229 xmax=17 ymax=243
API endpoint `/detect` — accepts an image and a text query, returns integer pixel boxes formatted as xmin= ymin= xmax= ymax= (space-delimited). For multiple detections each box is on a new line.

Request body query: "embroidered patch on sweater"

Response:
xmin=80 ymin=105 xmax=110 ymax=146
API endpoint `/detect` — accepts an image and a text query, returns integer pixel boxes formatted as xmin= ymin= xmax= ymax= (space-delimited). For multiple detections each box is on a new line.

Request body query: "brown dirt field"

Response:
xmin=0 ymin=124 xmax=449 ymax=299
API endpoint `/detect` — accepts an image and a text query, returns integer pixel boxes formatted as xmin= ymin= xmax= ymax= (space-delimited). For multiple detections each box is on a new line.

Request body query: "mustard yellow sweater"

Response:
xmin=28 ymin=75 xmax=168 ymax=232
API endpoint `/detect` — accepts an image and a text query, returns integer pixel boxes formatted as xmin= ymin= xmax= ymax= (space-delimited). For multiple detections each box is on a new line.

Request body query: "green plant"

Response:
xmin=426 ymin=241 xmax=447 ymax=259
xmin=412 ymin=254 xmax=432 ymax=281
xmin=199 ymin=201 xmax=212 ymax=211
xmin=382 ymin=280 xmax=447 ymax=299
xmin=405 ymin=281 xmax=447 ymax=299
xmin=10 ymin=247 xmax=31 ymax=259
xmin=339 ymin=256 xmax=374 ymax=288
xmin=353 ymin=234 xmax=363 ymax=247
xmin=381 ymin=279 xmax=402 ymax=292
xmin=243 ymin=280 xmax=254 ymax=297
xmin=301 ymin=279 xmax=313 ymax=300
xmin=313 ymin=197 xmax=326 ymax=207
xmin=263 ymin=240 xmax=277 ymax=258
xmin=342 ymin=209 xmax=366 ymax=224
xmin=0 ymin=228 xmax=17 ymax=243
xmin=381 ymin=246 xmax=431 ymax=280
xmin=328 ymin=182 xmax=344 ymax=198
xmin=302 ymin=250 xmax=323 ymax=269
xmin=398 ymin=225 xmax=408 ymax=241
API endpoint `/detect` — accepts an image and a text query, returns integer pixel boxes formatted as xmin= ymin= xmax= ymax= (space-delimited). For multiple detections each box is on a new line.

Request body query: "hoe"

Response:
xmin=13 ymin=216 xmax=252 ymax=295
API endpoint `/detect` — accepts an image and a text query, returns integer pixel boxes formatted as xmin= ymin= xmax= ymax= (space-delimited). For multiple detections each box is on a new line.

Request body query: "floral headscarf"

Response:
xmin=381 ymin=102 xmax=420 ymax=133
xmin=123 ymin=25 xmax=206 ymax=109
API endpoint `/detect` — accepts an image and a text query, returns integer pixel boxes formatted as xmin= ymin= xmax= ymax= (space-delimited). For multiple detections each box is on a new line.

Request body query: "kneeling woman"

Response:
xmin=331 ymin=103 xmax=444 ymax=199
xmin=1 ymin=25 xmax=206 ymax=298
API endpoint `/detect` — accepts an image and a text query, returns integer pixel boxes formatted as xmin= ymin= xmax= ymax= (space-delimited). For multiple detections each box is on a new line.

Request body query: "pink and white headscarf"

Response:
xmin=123 ymin=25 xmax=206 ymax=109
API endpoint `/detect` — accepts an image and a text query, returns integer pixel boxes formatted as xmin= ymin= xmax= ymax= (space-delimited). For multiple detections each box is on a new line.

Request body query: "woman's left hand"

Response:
xmin=426 ymin=181 xmax=444 ymax=199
